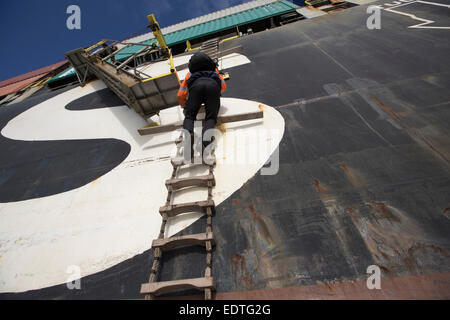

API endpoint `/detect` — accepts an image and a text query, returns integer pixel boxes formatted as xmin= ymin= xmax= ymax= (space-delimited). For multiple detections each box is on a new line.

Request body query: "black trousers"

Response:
xmin=183 ymin=78 xmax=221 ymax=147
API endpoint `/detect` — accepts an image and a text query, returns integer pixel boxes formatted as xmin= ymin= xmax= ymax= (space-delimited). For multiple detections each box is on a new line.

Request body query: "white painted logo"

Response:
xmin=66 ymin=265 xmax=81 ymax=289
xmin=367 ymin=6 xmax=382 ymax=30
xmin=0 ymin=92 xmax=284 ymax=293
xmin=66 ymin=5 xmax=81 ymax=30
xmin=379 ymin=0 xmax=450 ymax=29
xmin=366 ymin=265 xmax=381 ymax=289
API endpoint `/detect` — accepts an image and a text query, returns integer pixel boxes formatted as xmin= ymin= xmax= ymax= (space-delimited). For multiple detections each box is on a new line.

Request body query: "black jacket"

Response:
xmin=186 ymin=52 xmax=221 ymax=89
xmin=186 ymin=71 xmax=221 ymax=89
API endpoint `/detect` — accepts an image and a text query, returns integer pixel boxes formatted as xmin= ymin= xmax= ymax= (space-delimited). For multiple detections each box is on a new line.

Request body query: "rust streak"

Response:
xmin=408 ymin=242 xmax=450 ymax=258
xmin=313 ymin=179 xmax=326 ymax=193
xmin=415 ymin=132 xmax=449 ymax=163
xmin=403 ymin=257 xmax=416 ymax=272
xmin=347 ymin=206 xmax=357 ymax=217
xmin=230 ymin=253 xmax=253 ymax=289
xmin=380 ymin=251 xmax=391 ymax=262
xmin=232 ymin=199 xmax=242 ymax=207
xmin=339 ymin=162 xmax=365 ymax=187
xmin=368 ymin=94 xmax=402 ymax=122
xmin=339 ymin=162 xmax=350 ymax=172
xmin=248 ymin=204 xmax=274 ymax=245
xmin=379 ymin=265 xmax=392 ymax=275
xmin=365 ymin=201 xmax=401 ymax=223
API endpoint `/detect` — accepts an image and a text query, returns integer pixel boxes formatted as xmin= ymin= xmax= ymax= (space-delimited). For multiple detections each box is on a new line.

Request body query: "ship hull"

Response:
xmin=1 ymin=0 xmax=449 ymax=299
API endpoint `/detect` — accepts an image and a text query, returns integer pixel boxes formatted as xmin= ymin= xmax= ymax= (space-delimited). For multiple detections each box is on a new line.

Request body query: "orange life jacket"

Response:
xmin=177 ymin=68 xmax=226 ymax=107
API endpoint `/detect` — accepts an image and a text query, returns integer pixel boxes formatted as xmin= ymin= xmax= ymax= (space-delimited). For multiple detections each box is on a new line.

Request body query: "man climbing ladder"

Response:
xmin=177 ymin=52 xmax=227 ymax=158
xmin=140 ymin=48 xmax=264 ymax=300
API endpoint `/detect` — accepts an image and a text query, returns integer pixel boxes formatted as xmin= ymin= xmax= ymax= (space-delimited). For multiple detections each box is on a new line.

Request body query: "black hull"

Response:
xmin=1 ymin=1 xmax=449 ymax=299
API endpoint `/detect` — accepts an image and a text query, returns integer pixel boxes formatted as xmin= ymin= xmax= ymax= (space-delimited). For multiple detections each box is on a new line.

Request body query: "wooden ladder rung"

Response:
xmin=160 ymin=200 xmax=215 ymax=218
xmin=152 ymin=232 xmax=215 ymax=252
xmin=202 ymin=42 xmax=218 ymax=47
xmin=165 ymin=174 xmax=215 ymax=190
xmin=139 ymin=110 xmax=263 ymax=136
xmin=141 ymin=277 xmax=215 ymax=296
xmin=202 ymin=42 xmax=217 ymax=47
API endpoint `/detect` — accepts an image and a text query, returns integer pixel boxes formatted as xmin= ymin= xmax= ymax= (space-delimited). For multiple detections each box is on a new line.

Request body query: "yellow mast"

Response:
xmin=147 ymin=14 xmax=169 ymax=53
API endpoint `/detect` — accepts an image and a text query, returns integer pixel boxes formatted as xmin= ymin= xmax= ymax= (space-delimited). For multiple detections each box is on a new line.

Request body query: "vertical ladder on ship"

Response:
xmin=140 ymin=136 xmax=218 ymax=300
xmin=200 ymin=38 xmax=220 ymax=65
xmin=139 ymin=105 xmax=264 ymax=299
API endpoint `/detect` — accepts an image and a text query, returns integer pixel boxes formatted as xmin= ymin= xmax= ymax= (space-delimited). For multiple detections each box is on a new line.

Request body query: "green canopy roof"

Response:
xmin=49 ymin=0 xmax=298 ymax=83
xmin=163 ymin=0 xmax=298 ymax=46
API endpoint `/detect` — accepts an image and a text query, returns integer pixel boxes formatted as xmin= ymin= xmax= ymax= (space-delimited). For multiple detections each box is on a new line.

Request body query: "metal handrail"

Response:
xmin=305 ymin=0 xmax=329 ymax=6
xmin=101 ymin=44 xmax=132 ymax=62
xmin=115 ymin=43 xmax=155 ymax=71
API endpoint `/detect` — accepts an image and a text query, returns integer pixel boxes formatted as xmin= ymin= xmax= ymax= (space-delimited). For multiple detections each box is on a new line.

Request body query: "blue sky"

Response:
xmin=0 ymin=0 xmax=249 ymax=81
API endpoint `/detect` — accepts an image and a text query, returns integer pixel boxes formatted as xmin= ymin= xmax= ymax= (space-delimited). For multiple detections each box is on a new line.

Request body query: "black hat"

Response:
xmin=188 ymin=52 xmax=217 ymax=73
